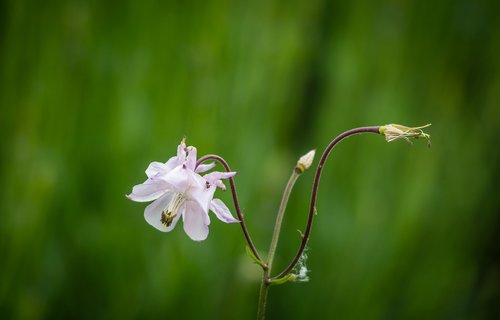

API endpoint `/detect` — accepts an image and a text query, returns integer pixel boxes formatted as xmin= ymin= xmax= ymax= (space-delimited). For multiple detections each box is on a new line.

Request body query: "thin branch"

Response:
xmin=273 ymin=126 xmax=380 ymax=279
xmin=267 ymin=169 xmax=301 ymax=273
xmin=257 ymin=169 xmax=301 ymax=320
xmin=196 ymin=154 xmax=263 ymax=264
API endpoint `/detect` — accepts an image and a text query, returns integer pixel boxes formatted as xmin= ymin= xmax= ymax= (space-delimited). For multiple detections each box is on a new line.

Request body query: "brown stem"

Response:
xmin=273 ymin=126 xmax=380 ymax=279
xmin=196 ymin=154 xmax=263 ymax=264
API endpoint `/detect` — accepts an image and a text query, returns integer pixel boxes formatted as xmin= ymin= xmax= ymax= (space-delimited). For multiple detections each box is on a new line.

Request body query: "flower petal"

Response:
xmin=195 ymin=162 xmax=216 ymax=173
xmin=144 ymin=192 xmax=182 ymax=232
xmin=183 ymin=201 xmax=210 ymax=241
xmin=127 ymin=178 xmax=169 ymax=202
xmin=177 ymin=138 xmax=187 ymax=163
xmin=145 ymin=161 xmax=170 ymax=178
xmin=189 ymin=182 xmax=216 ymax=213
xmin=160 ymin=166 xmax=193 ymax=193
xmin=210 ymin=198 xmax=239 ymax=223
xmin=203 ymin=171 xmax=236 ymax=191
xmin=203 ymin=171 xmax=237 ymax=183
xmin=214 ymin=180 xmax=227 ymax=191
xmin=164 ymin=156 xmax=181 ymax=171
xmin=185 ymin=146 xmax=197 ymax=171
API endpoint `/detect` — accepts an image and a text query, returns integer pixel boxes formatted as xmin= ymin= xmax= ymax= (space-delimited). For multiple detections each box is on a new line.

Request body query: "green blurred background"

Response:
xmin=1 ymin=0 xmax=499 ymax=319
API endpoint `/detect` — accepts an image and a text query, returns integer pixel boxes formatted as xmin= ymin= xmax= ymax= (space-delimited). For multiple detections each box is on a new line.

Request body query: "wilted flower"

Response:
xmin=127 ymin=138 xmax=239 ymax=241
xmin=379 ymin=123 xmax=431 ymax=146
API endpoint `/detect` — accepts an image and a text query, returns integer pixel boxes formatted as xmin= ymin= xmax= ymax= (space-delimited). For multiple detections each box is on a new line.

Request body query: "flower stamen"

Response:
xmin=161 ymin=193 xmax=185 ymax=227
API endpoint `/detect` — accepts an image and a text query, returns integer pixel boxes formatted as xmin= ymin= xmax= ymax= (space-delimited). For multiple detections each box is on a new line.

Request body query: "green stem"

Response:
xmin=257 ymin=274 xmax=270 ymax=320
xmin=267 ymin=170 xmax=300 ymax=273
xmin=257 ymin=169 xmax=301 ymax=320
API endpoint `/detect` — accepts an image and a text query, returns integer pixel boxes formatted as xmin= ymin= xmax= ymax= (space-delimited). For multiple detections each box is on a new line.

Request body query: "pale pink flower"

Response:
xmin=127 ymin=139 xmax=238 ymax=241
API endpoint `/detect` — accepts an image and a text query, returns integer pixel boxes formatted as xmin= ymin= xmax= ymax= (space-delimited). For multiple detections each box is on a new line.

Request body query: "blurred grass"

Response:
xmin=1 ymin=0 xmax=499 ymax=319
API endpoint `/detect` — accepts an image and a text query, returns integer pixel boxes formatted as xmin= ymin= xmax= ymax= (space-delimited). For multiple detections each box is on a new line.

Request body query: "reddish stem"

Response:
xmin=273 ymin=126 xmax=380 ymax=279
xmin=196 ymin=154 xmax=263 ymax=264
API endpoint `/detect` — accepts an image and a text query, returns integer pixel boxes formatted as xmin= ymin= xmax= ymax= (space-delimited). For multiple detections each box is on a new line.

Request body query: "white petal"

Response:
xmin=127 ymin=178 xmax=169 ymax=202
xmin=146 ymin=162 xmax=170 ymax=178
xmin=177 ymin=139 xmax=187 ymax=163
xmin=164 ymin=156 xmax=181 ymax=171
xmin=189 ymin=183 xmax=216 ymax=213
xmin=185 ymin=146 xmax=197 ymax=171
xmin=160 ymin=166 xmax=192 ymax=193
xmin=203 ymin=171 xmax=237 ymax=183
xmin=210 ymin=199 xmax=239 ymax=223
xmin=144 ymin=192 xmax=182 ymax=232
xmin=183 ymin=201 xmax=210 ymax=241
xmin=195 ymin=162 xmax=216 ymax=173
xmin=214 ymin=180 xmax=227 ymax=190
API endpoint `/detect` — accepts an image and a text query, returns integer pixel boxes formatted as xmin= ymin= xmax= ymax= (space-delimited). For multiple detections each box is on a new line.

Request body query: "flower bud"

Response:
xmin=295 ymin=149 xmax=316 ymax=174
xmin=379 ymin=123 xmax=431 ymax=147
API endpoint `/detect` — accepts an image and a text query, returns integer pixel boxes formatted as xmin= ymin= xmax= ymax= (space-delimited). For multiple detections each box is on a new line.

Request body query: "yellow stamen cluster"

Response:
xmin=160 ymin=193 xmax=185 ymax=227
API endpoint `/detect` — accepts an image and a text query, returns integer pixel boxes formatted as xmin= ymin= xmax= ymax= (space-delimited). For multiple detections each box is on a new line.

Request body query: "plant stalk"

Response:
xmin=196 ymin=154 xmax=263 ymax=263
xmin=267 ymin=170 xmax=300 ymax=273
xmin=274 ymin=126 xmax=380 ymax=279
xmin=257 ymin=170 xmax=301 ymax=319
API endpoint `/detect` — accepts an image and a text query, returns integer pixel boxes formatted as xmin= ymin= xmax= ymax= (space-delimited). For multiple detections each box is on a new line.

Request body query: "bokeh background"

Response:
xmin=1 ymin=0 xmax=499 ymax=319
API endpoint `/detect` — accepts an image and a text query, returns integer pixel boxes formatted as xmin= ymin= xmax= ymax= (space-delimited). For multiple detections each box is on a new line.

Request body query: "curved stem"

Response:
xmin=196 ymin=154 xmax=263 ymax=264
xmin=273 ymin=126 xmax=380 ymax=279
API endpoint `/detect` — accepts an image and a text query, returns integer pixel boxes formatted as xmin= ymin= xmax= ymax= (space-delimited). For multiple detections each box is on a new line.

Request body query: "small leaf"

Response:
xmin=245 ymin=245 xmax=267 ymax=270
xmin=270 ymin=274 xmax=297 ymax=286
xmin=297 ymin=229 xmax=304 ymax=239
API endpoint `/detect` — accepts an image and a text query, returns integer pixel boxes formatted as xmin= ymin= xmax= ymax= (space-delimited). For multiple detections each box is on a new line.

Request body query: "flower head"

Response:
xmin=295 ymin=149 xmax=316 ymax=173
xmin=127 ymin=138 xmax=239 ymax=241
xmin=379 ymin=123 xmax=432 ymax=147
